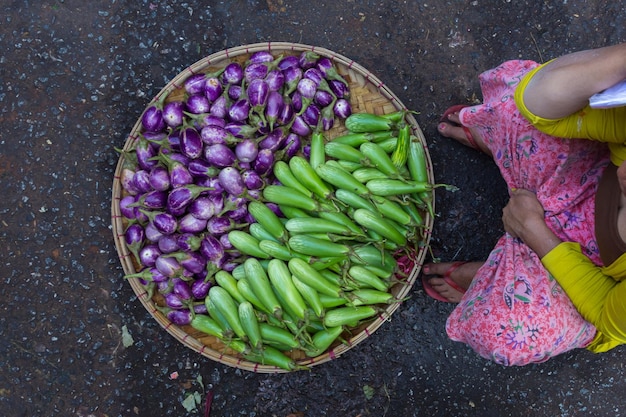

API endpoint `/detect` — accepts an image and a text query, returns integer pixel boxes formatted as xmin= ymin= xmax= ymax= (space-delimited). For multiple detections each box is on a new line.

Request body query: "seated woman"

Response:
xmin=422 ymin=43 xmax=626 ymax=365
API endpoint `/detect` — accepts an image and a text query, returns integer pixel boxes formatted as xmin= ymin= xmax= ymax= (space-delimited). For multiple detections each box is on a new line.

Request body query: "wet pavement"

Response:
xmin=1 ymin=1 xmax=626 ymax=416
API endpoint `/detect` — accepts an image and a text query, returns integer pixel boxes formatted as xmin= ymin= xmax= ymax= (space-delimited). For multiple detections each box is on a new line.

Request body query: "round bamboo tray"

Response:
xmin=111 ymin=42 xmax=435 ymax=373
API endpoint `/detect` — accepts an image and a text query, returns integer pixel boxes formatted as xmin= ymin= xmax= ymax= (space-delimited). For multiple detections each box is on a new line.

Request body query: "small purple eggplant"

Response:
xmin=139 ymin=190 xmax=168 ymax=210
xmin=224 ymin=122 xmax=258 ymax=139
xmin=166 ymin=184 xmax=212 ymax=213
xmin=185 ymin=73 xmax=209 ymax=95
xmin=188 ymin=196 xmax=217 ymax=220
xmin=244 ymin=62 xmax=269 ymax=83
xmin=235 ymin=139 xmax=259 ymax=163
xmin=141 ymin=104 xmax=166 ymax=133
xmin=166 ymin=308 xmax=193 ymax=326
xmin=329 ymin=79 xmax=350 ymax=99
xmin=304 ymin=67 xmax=324 ymax=87
xmin=290 ymin=115 xmax=312 ymax=137
xmin=139 ymin=244 xmax=162 ymax=267
xmin=200 ymin=125 xmax=235 ymax=146
xmin=149 ymin=166 xmax=171 ymax=191
xmin=265 ymin=91 xmax=284 ymax=130
xmin=228 ymin=84 xmax=243 ymax=101
xmin=228 ymin=98 xmax=251 ymax=122
xmin=298 ymin=51 xmax=319 ymax=70
xmin=119 ymin=195 xmax=137 ymax=219
xmin=282 ymin=66 xmax=303 ymax=95
xmin=178 ymin=212 xmax=209 ymax=234
xmin=187 ymin=159 xmax=219 ymax=178
xmin=248 ymin=50 xmax=275 ymax=64
xmin=258 ymin=128 xmax=286 ymax=152
xmin=277 ymin=55 xmax=299 ymax=70
xmin=222 ymin=62 xmax=244 ymax=85
xmin=177 ymin=233 xmax=203 ymax=252
xmin=204 ymin=143 xmax=236 ymax=168
xmin=204 ymin=77 xmax=223 ymax=102
xmin=124 ymin=223 xmax=145 ymax=259
xmin=206 ymin=216 xmax=235 ymax=235
xmin=265 ymin=69 xmax=285 ymax=92
xmin=200 ymin=235 xmax=226 ymax=264
xmin=164 ymin=292 xmax=185 ymax=309
xmin=180 ymin=127 xmax=204 ymax=159
xmin=334 ymin=98 xmax=352 ymax=119
xmin=144 ymin=223 xmax=164 ymax=243
xmin=282 ymin=133 xmax=302 ymax=159
xmin=209 ymin=95 xmax=229 ymax=119
xmin=276 ymin=100 xmax=294 ymax=126
xmin=163 ymin=101 xmax=185 ymax=128
xmin=135 ymin=137 xmax=159 ymax=171
xmin=242 ymin=170 xmax=264 ymax=190
xmin=169 ymin=252 xmax=207 ymax=276
xmin=218 ymin=166 xmax=245 ymax=196
xmin=302 ymin=103 xmax=321 ymax=129
xmin=191 ymin=279 xmax=212 ymax=300
xmin=253 ymin=148 xmax=274 ymax=176
xmin=247 ymin=78 xmax=269 ymax=116
xmin=131 ymin=170 xmax=153 ymax=194
xmin=144 ymin=210 xmax=178 ymax=235
xmin=186 ymin=94 xmax=211 ymax=114
xmin=158 ymin=234 xmax=180 ymax=254
xmin=314 ymin=90 xmax=334 ymax=108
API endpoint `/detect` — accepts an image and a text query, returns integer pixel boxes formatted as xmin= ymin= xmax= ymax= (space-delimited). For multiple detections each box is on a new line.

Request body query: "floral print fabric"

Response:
xmin=445 ymin=60 xmax=611 ymax=365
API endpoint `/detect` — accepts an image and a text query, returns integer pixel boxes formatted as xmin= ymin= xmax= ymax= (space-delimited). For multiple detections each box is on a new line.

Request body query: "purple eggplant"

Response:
xmin=185 ymin=73 xmax=209 ymax=95
xmin=298 ymin=51 xmax=319 ymax=70
xmin=314 ymin=90 xmax=334 ymax=108
xmin=247 ymin=78 xmax=269 ymax=114
xmin=169 ymin=252 xmax=207 ymax=275
xmin=225 ymin=122 xmax=258 ymax=139
xmin=297 ymin=78 xmax=317 ymax=101
xmin=265 ymin=91 xmax=284 ymax=130
xmin=265 ymin=69 xmax=285 ymax=92
xmin=164 ymin=292 xmax=184 ymax=309
xmin=132 ymin=169 xmax=153 ymax=193
xmin=186 ymin=94 xmax=211 ymax=114
xmin=291 ymin=91 xmax=303 ymax=113
xmin=282 ymin=133 xmax=302 ymax=159
xmin=302 ymin=103 xmax=321 ymax=128
xmin=204 ymin=77 xmax=223 ymax=102
xmin=191 ymin=279 xmax=212 ymax=300
xmin=218 ymin=166 xmax=245 ymax=195
xmin=143 ymin=210 xmax=178 ymax=235
xmin=228 ymin=84 xmax=243 ymax=101
xmin=334 ymin=98 xmax=352 ymax=119
xmin=235 ymin=139 xmax=259 ymax=163
xmin=144 ymin=223 xmax=164 ymax=243
xmin=248 ymin=50 xmax=275 ymax=64
xmin=277 ymin=55 xmax=299 ymax=70
xmin=290 ymin=115 xmax=312 ymax=136
xmin=124 ymin=223 xmax=145 ymax=258
xmin=219 ymin=233 xmax=233 ymax=250
xmin=187 ymin=159 xmax=219 ymax=178
xmin=200 ymin=235 xmax=226 ymax=264
xmin=258 ymin=128 xmax=286 ymax=151
xmin=119 ymin=195 xmax=137 ymax=219
xmin=163 ymin=101 xmax=185 ymax=128
xmin=200 ymin=125 xmax=236 ymax=146
xmin=149 ymin=166 xmax=171 ymax=191
xmin=282 ymin=66 xmax=303 ymax=95
xmin=141 ymin=104 xmax=166 ymax=132
xmin=178 ymin=212 xmax=209 ymax=234
xmin=242 ymin=169 xmax=264 ymax=190
xmin=244 ymin=62 xmax=269 ymax=83
xmin=329 ymin=79 xmax=350 ymax=99
xmin=135 ymin=137 xmax=159 ymax=171
xmin=158 ymin=234 xmax=180 ymax=254
xmin=228 ymin=98 xmax=251 ymax=122
xmin=167 ymin=184 xmax=212 ymax=213
xmin=321 ymin=103 xmax=336 ymax=131
xmin=139 ymin=244 xmax=162 ymax=267
xmin=166 ymin=308 xmax=193 ymax=326
xmin=120 ymin=168 xmax=138 ymax=195
xmin=253 ymin=148 xmax=274 ymax=176
xmin=206 ymin=216 xmax=235 ymax=235
xmin=204 ymin=143 xmax=236 ymax=168
xmin=209 ymin=95 xmax=229 ymax=119
xmin=139 ymin=190 xmax=168 ymax=210
xmin=156 ymin=152 xmax=194 ymax=188
xmin=316 ymin=56 xmax=348 ymax=85
xmin=304 ymin=68 xmax=324 ymax=87
xmin=155 ymin=254 xmax=182 ymax=278
xmin=180 ymin=127 xmax=204 ymax=159
xmin=222 ymin=62 xmax=244 ymax=85
xmin=276 ymin=100 xmax=295 ymax=126
xmin=188 ymin=196 xmax=217 ymax=220
xmin=177 ymin=233 xmax=203 ymax=252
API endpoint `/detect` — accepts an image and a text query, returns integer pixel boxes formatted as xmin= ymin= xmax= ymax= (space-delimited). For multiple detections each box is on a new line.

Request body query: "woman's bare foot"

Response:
xmin=438 ymin=110 xmax=492 ymax=156
xmin=422 ymin=261 xmax=484 ymax=303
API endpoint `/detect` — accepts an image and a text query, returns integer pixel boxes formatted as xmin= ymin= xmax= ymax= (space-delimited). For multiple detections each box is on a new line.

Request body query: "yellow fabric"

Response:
xmin=514 ymin=61 xmax=626 ymax=166
xmin=542 ymin=242 xmax=626 ymax=352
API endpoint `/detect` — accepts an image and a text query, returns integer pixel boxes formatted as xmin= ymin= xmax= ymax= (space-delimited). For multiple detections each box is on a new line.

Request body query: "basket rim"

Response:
xmin=111 ymin=42 xmax=434 ymax=373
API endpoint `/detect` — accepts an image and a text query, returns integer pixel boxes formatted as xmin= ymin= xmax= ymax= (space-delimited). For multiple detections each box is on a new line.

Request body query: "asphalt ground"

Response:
xmin=1 ymin=1 xmax=625 ymax=416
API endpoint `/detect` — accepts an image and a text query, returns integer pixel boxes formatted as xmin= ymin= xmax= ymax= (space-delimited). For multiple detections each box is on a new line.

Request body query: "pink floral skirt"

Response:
xmin=445 ymin=60 xmax=611 ymax=365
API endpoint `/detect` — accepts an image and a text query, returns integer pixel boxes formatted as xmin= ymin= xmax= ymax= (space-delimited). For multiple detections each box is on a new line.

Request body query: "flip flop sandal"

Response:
xmin=421 ymin=261 xmax=468 ymax=303
xmin=439 ymin=105 xmax=480 ymax=151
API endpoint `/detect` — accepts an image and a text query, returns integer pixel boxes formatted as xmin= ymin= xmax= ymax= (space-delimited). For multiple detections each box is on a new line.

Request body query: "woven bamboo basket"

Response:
xmin=111 ymin=42 xmax=435 ymax=373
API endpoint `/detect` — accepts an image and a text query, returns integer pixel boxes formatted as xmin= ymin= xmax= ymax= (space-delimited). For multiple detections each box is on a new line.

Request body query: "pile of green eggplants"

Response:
xmin=118 ymin=49 xmax=440 ymax=371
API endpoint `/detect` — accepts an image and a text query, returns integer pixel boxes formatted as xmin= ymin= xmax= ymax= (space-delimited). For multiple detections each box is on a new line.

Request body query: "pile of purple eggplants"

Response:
xmin=118 ymin=50 xmax=352 ymax=326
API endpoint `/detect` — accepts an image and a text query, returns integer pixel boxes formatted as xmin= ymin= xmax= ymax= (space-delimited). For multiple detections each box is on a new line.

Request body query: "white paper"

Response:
xmin=589 ymin=79 xmax=626 ymax=109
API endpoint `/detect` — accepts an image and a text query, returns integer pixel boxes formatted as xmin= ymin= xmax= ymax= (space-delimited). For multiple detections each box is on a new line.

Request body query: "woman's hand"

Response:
xmin=502 ymin=188 xmax=562 ymax=257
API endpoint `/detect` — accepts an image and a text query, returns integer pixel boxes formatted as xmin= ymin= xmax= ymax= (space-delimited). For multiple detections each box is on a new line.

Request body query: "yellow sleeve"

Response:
xmin=541 ymin=242 xmax=626 ymax=350
xmin=608 ymin=142 xmax=626 ymax=166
